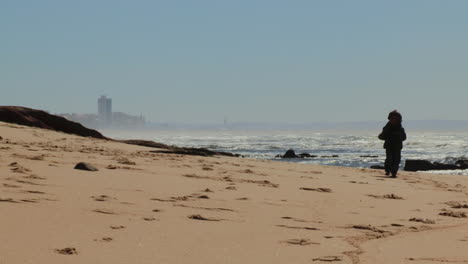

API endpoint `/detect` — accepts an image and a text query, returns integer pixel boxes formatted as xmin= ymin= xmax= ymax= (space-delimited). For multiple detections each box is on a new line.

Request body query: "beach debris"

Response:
xmin=276 ymin=224 xmax=319 ymax=231
xmin=116 ymin=157 xmax=136 ymax=165
xmin=351 ymin=225 xmax=387 ymax=233
xmin=367 ymin=194 xmax=404 ymax=200
xmin=439 ymin=211 xmax=467 ymax=218
xmin=203 ymin=188 xmax=213 ymax=192
xmin=312 ymin=256 xmax=343 ymax=262
xmin=92 ymin=195 xmax=113 ymax=202
xmin=55 ymin=247 xmax=78 ymax=255
xmin=409 ymin=218 xmax=436 ymax=224
xmin=445 ymin=201 xmax=468 ymax=209
xmin=300 ymin=187 xmax=332 ymax=193
xmin=143 ymin=217 xmax=157 ymax=221
xmin=110 ymin=225 xmax=126 ymax=230
xmin=282 ymin=238 xmax=319 ymax=246
xmin=0 ymin=198 xmax=19 ymax=203
xmin=198 ymin=195 xmax=210 ymax=199
xmin=92 ymin=209 xmax=116 ymax=215
xmin=74 ymin=162 xmax=98 ymax=171
xmin=9 ymin=162 xmax=31 ymax=173
xmin=188 ymin=214 xmax=221 ymax=221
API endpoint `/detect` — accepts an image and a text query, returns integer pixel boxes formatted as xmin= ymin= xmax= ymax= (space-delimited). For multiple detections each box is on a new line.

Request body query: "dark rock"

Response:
xmin=405 ymin=159 xmax=468 ymax=171
xmin=455 ymin=159 xmax=468 ymax=168
xmin=404 ymin=160 xmax=435 ymax=171
xmin=321 ymin=155 xmax=339 ymax=158
xmin=360 ymin=155 xmax=378 ymax=158
xmin=74 ymin=162 xmax=98 ymax=171
xmin=151 ymin=147 xmax=241 ymax=157
xmin=370 ymin=165 xmax=385 ymax=170
xmin=282 ymin=149 xmax=299 ymax=158
xmin=119 ymin=139 xmax=170 ymax=149
xmin=299 ymin=153 xmax=317 ymax=158
xmin=0 ymin=106 xmax=106 ymax=139
xmin=432 ymin=162 xmax=460 ymax=170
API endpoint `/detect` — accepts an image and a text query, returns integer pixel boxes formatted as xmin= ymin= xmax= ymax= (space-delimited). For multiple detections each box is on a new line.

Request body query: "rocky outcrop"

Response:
xmin=151 ymin=147 xmax=241 ymax=157
xmin=276 ymin=149 xmax=341 ymax=159
xmin=0 ymin=106 xmax=106 ymax=139
xmin=404 ymin=159 xmax=468 ymax=171
xmin=282 ymin=149 xmax=299 ymax=158
xmin=276 ymin=149 xmax=320 ymax=159
xmin=119 ymin=139 xmax=240 ymax=157
xmin=0 ymin=106 xmax=239 ymax=158
xmin=119 ymin=139 xmax=171 ymax=150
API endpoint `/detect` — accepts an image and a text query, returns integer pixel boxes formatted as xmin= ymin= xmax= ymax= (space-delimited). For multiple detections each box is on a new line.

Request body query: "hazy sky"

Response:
xmin=1 ymin=1 xmax=467 ymax=123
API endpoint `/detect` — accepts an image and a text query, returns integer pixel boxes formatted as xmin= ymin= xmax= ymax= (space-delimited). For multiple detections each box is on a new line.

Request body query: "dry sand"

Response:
xmin=1 ymin=121 xmax=467 ymax=264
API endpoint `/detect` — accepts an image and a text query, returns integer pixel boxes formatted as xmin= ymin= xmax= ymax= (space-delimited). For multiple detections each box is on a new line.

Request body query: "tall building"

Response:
xmin=97 ymin=95 xmax=112 ymax=126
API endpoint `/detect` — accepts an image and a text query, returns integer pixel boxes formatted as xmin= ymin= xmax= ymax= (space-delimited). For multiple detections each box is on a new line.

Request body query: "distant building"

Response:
xmin=60 ymin=96 xmax=145 ymax=130
xmin=98 ymin=95 xmax=112 ymax=126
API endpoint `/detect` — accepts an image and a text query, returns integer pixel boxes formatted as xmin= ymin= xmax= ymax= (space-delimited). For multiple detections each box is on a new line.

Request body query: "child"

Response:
xmin=378 ymin=110 xmax=407 ymax=178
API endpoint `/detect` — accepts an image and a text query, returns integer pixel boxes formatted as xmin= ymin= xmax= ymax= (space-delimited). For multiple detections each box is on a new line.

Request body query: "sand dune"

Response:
xmin=1 ymin=121 xmax=467 ymax=263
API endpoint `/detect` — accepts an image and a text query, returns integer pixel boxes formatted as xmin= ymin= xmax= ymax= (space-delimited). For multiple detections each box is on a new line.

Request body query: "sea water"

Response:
xmin=103 ymin=130 xmax=468 ymax=176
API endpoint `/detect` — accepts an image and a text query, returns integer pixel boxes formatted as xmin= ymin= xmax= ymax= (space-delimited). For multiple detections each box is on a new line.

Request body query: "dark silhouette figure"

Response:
xmin=378 ymin=110 xmax=406 ymax=177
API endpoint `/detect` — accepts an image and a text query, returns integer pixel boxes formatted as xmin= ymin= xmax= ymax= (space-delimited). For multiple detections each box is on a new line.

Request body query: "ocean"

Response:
xmin=103 ymin=129 xmax=468 ymax=176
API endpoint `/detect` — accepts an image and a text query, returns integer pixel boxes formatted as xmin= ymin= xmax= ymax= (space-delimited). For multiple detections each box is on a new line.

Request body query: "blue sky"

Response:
xmin=1 ymin=0 xmax=467 ymax=123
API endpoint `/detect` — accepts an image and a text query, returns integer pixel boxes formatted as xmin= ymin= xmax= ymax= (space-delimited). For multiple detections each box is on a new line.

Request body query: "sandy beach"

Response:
xmin=1 ymin=121 xmax=468 ymax=264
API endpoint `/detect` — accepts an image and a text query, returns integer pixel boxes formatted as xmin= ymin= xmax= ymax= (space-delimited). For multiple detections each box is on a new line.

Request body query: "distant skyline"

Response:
xmin=1 ymin=1 xmax=468 ymax=124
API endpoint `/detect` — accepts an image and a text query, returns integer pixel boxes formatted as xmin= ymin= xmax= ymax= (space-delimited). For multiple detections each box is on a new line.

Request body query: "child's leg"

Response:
xmin=384 ymin=149 xmax=393 ymax=174
xmin=391 ymin=150 xmax=401 ymax=176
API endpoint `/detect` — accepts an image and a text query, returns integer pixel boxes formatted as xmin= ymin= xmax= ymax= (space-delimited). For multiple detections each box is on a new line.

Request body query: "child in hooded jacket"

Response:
xmin=378 ymin=110 xmax=407 ymax=177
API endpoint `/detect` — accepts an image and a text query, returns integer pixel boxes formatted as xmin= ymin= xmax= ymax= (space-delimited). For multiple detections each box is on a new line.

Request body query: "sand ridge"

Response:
xmin=1 ymin=121 xmax=468 ymax=263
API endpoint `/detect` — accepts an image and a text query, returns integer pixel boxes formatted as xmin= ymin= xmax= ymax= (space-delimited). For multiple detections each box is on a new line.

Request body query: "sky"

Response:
xmin=1 ymin=0 xmax=468 ymax=124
